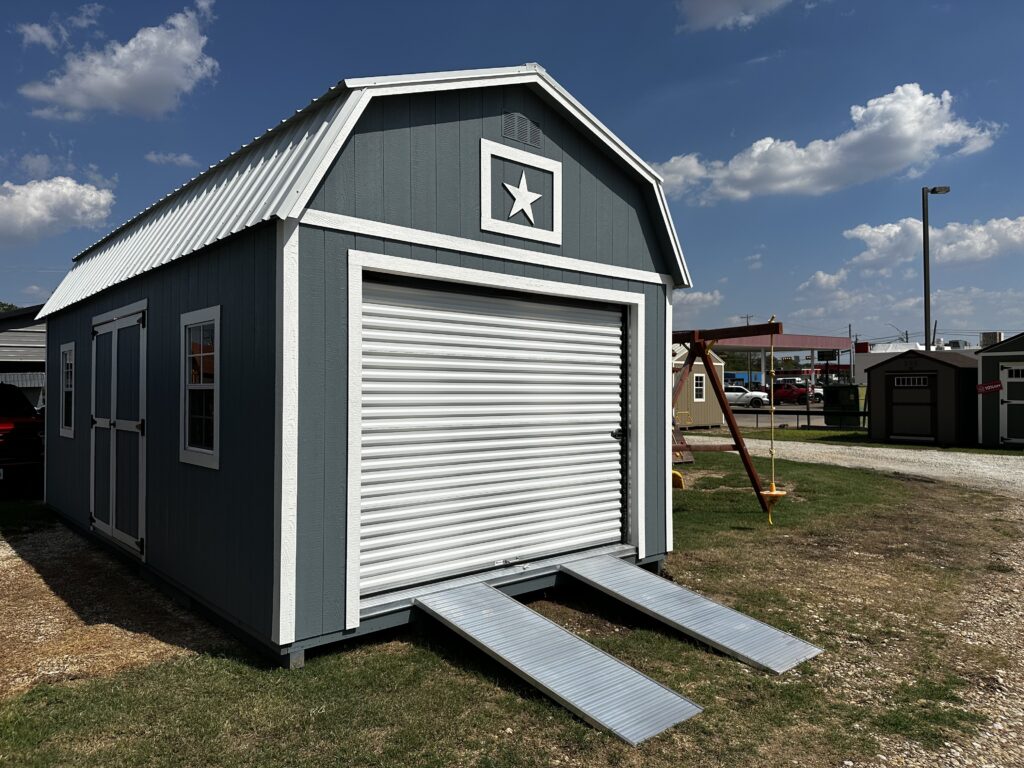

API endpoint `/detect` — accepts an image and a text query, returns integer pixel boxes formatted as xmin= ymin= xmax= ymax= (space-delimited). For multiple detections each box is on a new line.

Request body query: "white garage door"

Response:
xmin=359 ymin=279 xmax=626 ymax=595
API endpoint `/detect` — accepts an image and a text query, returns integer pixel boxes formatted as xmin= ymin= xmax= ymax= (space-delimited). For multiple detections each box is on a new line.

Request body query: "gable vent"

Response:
xmin=502 ymin=112 xmax=542 ymax=148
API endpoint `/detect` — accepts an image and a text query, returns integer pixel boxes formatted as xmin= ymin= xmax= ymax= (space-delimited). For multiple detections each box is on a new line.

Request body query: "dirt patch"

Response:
xmin=0 ymin=523 xmax=227 ymax=699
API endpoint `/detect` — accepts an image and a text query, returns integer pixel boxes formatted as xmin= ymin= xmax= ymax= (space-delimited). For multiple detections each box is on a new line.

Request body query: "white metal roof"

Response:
xmin=40 ymin=64 xmax=689 ymax=318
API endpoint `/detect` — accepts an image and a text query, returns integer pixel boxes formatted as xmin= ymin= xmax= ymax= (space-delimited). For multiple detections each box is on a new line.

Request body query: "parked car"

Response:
xmin=0 ymin=383 xmax=44 ymax=498
xmin=724 ymin=384 xmax=767 ymax=409
xmin=772 ymin=382 xmax=809 ymax=405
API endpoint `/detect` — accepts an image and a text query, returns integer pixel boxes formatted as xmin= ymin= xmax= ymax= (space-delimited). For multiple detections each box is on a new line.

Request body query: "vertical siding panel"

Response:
xmin=321 ymin=228 xmax=350 ymax=632
xmin=296 ymin=226 xmax=326 ymax=638
xmin=612 ymin=195 xmax=628 ymax=269
xmin=434 ymin=91 xmax=461 ymax=239
xmin=382 ymin=95 xmax=412 ymax=260
xmin=410 ymin=93 xmax=437 ymax=263
xmin=354 ymin=103 xmax=384 ymax=222
xmin=578 ymin=142 xmax=601 ymax=264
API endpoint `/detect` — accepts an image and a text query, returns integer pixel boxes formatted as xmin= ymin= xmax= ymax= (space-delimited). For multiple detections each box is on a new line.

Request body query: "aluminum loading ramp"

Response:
xmin=415 ymin=583 xmax=701 ymax=745
xmin=562 ymin=555 xmax=822 ymax=674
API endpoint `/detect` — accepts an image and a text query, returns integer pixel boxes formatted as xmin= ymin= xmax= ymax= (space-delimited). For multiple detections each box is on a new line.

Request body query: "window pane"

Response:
xmin=190 ymin=356 xmax=201 ymax=384
xmin=187 ymin=390 xmax=214 ymax=450
xmin=201 ymin=323 xmax=215 ymax=355
xmin=189 ymin=325 xmax=202 ymax=353
xmin=63 ymin=391 xmax=73 ymax=428
xmin=201 ymin=353 xmax=215 ymax=384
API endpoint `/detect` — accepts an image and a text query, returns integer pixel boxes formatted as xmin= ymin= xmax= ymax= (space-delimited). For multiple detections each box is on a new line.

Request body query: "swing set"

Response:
xmin=672 ymin=319 xmax=786 ymax=524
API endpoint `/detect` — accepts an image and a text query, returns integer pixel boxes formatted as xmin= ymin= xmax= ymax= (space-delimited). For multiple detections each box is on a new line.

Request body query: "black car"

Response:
xmin=0 ymin=383 xmax=44 ymax=498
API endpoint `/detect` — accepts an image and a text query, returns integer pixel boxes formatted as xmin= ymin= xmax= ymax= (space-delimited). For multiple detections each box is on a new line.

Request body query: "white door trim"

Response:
xmin=345 ymin=249 xmax=647 ymax=630
xmin=89 ymin=306 xmax=146 ymax=557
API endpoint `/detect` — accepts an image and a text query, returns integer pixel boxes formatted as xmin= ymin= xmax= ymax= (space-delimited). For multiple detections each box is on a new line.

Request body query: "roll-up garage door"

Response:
xmin=359 ymin=279 xmax=626 ymax=595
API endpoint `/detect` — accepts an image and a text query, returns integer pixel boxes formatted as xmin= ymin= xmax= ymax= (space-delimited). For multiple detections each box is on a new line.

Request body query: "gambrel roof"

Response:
xmin=39 ymin=64 xmax=689 ymax=318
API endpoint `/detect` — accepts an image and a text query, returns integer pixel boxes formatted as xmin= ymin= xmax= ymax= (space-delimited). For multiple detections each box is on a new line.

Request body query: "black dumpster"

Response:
xmin=824 ymin=385 xmax=862 ymax=427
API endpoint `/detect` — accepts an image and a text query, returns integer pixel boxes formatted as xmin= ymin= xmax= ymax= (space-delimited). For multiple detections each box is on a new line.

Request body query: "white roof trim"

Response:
xmin=42 ymin=64 xmax=688 ymax=318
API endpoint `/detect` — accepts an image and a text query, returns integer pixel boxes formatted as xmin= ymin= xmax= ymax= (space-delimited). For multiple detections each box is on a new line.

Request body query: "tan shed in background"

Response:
xmin=672 ymin=344 xmax=726 ymax=429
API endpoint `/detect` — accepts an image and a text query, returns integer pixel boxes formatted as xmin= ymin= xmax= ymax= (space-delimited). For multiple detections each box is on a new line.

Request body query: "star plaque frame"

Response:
xmin=480 ymin=138 xmax=562 ymax=246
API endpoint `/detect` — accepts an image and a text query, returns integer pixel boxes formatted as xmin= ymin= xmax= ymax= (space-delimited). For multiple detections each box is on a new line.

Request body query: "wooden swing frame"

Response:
xmin=672 ymin=322 xmax=783 ymax=517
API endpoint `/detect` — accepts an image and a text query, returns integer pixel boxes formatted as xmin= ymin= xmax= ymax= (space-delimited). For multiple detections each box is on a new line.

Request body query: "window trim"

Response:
xmin=693 ymin=372 xmax=706 ymax=403
xmin=59 ymin=341 xmax=75 ymax=438
xmin=180 ymin=306 xmax=220 ymax=469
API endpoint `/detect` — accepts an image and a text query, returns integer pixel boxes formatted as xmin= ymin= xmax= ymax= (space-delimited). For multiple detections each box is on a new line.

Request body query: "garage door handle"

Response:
xmin=610 ymin=428 xmax=624 ymax=441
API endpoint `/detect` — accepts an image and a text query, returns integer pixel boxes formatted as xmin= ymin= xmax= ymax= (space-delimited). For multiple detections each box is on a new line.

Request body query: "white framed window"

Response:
xmin=59 ymin=342 xmax=75 ymax=438
xmin=894 ymin=375 xmax=929 ymax=388
xmin=693 ymin=373 xmax=706 ymax=403
xmin=180 ymin=306 xmax=220 ymax=469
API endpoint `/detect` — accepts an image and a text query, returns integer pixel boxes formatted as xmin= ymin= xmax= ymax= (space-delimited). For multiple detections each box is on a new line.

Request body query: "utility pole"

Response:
xmin=740 ymin=314 xmax=754 ymax=387
xmin=922 ymin=185 xmax=950 ymax=351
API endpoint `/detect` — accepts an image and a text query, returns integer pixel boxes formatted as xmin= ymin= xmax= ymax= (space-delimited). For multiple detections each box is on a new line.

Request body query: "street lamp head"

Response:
xmin=928 ymin=186 xmax=950 ymax=194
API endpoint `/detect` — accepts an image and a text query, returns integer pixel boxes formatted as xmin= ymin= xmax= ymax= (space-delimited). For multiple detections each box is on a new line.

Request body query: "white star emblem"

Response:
xmin=503 ymin=171 xmax=543 ymax=225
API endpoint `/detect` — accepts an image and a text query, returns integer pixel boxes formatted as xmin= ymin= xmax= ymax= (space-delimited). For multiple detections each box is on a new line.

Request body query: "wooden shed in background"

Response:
xmin=672 ymin=343 xmax=725 ymax=429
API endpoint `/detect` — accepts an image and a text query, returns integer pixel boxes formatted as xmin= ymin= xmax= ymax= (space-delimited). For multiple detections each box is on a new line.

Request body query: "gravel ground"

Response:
xmin=686 ymin=437 xmax=1024 ymax=767
xmin=686 ymin=436 xmax=1024 ymax=497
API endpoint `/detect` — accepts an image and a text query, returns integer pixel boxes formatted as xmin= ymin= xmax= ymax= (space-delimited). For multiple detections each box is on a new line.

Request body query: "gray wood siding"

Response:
xmin=45 ymin=223 xmax=278 ymax=641
xmin=295 ymin=224 xmax=669 ymax=642
xmin=308 ymin=86 xmax=674 ymax=276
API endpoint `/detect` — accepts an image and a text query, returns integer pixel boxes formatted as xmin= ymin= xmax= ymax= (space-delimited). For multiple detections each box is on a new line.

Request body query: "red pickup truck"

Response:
xmin=772 ymin=382 xmax=809 ymax=405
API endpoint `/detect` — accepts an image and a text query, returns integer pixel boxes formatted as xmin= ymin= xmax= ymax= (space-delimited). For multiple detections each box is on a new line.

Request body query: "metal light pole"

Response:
xmin=921 ymin=185 xmax=950 ymax=351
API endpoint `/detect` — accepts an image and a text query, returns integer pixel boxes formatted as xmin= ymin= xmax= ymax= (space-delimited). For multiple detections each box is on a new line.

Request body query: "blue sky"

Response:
xmin=2 ymin=0 xmax=1022 ymax=343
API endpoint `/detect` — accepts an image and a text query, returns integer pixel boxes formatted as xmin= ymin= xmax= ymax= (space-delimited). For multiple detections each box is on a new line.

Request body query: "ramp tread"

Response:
xmin=562 ymin=555 xmax=822 ymax=674
xmin=415 ymin=582 xmax=701 ymax=745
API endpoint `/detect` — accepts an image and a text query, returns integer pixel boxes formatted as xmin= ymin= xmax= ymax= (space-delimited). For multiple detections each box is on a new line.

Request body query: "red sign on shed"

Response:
xmin=976 ymin=381 xmax=1003 ymax=395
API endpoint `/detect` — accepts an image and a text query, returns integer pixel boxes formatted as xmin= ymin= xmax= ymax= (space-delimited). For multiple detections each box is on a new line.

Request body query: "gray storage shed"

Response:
xmin=39 ymin=64 xmax=690 ymax=666
xmin=976 ymin=331 xmax=1024 ymax=448
xmin=865 ymin=350 xmax=978 ymax=446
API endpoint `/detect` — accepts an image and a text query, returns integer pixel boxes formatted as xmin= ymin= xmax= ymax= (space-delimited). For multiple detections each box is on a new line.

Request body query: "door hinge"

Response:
xmin=136 ymin=419 xmax=145 ymax=436
xmin=610 ymin=428 xmax=625 ymax=441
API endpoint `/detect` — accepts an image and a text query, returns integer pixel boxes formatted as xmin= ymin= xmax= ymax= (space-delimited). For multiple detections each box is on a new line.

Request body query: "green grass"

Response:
xmin=1 ymin=456 xmax=1018 ymax=767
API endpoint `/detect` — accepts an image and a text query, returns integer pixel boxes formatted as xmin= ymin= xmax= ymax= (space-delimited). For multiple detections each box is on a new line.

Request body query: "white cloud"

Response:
xmin=17 ymin=23 xmax=60 ymax=52
xmin=22 ymin=284 xmax=49 ymax=298
xmin=676 ymin=0 xmax=792 ymax=30
xmin=0 ymin=176 xmax=114 ymax=241
xmin=654 ymin=84 xmax=1000 ymax=202
xmin=746 ymin=253 xmax=763 ymax=270
xmin=19 ymin=153 xmax=55 ymax=178
xmin=799 ymin=268 xmax=847 ymax=291
xmin=846 ymin=215 xmax=1024 ymax=265
xmin=68 ymin=3 xmax=104 ymax=28
xmin=145 ymin=150 xmax=199 ymax=167
xmin=19 ymin=6 xmax=218 ymax=120
xmin=673 ymin=288 xmax=724 ymax=308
